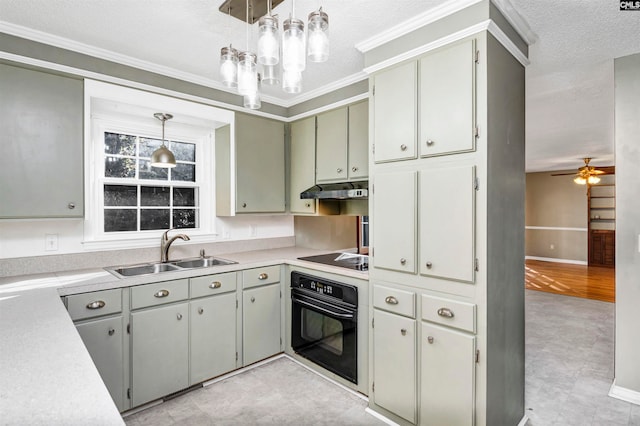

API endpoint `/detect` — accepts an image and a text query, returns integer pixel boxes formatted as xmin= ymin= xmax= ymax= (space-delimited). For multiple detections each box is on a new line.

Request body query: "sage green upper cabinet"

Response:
xmin=373 ymin=62 xmax=417 ymax=163
xmin=235 ymin=113 xmax=285 ymax=213
xmin=419 ymin=39 xmax=476 ymax=157
xmin=316 ymin=107 xmax=348 ymax=182
xmin=290 ymin=117 xmax=317 ymax=214
xmin=0 ymin=64 xmax=83 ymax=218
xmin=347 ymin=101 xmax=369 ymax=180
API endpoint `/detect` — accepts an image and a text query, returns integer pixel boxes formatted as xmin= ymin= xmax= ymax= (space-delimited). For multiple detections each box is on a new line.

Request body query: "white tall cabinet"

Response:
xmin=368 ymin=28 xmax=525 ymax=426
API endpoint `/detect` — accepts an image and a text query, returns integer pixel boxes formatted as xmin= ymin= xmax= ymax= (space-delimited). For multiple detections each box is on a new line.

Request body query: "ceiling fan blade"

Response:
xmin=595 ymin=166 xmax=615 ymax=174
xmin=551 ymin=172 xmax=577 ymax=176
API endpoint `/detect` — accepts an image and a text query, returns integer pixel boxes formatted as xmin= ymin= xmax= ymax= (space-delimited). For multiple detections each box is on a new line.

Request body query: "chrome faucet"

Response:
xmin=160 ymin=229 xmax=190 ymax=263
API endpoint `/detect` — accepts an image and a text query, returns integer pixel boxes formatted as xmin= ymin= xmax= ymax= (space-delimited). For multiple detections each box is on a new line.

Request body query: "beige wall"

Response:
xmin=294 ymin=216 xmax=358 ymax=251
xmin=525 ymin=172 xmax=588 ymax=262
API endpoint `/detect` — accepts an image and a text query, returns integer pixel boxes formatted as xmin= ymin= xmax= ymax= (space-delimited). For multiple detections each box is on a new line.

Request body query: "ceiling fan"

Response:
xmin=551 ymin=158 xmax=615 ymax=185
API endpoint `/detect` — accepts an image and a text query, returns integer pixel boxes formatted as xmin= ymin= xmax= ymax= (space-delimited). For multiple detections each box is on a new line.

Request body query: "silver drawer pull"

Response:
xmin=251 ymin=296 xmax=256 ymax=303
xmin=337 ymin=168 xmax=343 ymax=173
xmin=86 ymin=300 xmax=105 ymax=310
xmin=68 ymin=202 xmax=76 ymax=210
xmin=258 ymin=273 xmax=268 ymax=280
xmin=154 ymin=289 xmax=170 ymax=298
xmin=437 ymin=308 xmax=455 ymax=318
xmin=108 ymin=328 xmax=115 ymax=336
xmin=177 ymin=313 xmax=183 ymax=320
xmin=209 ymin=281 xmax=222 ymax=289
xmin=384 ymin=296 xmax=399 ymax=305
xmin=426 ymin=261 xmax=433 ymax=269
xmin=400 ymin=258 xmax=406 ymax=265
xmin=400 ymin=144 xmax=407 ymax=151
xmin=352 ymin=166 xmax=358 ymax=172
xmin=198 ymin=307 xmax=204 ymax=315
xmin=428 ymin=336 xmax=434 ymax=344
xmin=426 ymin=139 xmax=435 ymax=146
xmin=400 ymin=328 xmax=407 ymax=336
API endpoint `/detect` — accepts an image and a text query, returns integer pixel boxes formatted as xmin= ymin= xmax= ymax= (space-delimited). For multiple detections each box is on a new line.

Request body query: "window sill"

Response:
xmin=82 ymin=233 xmax=220 ymax=251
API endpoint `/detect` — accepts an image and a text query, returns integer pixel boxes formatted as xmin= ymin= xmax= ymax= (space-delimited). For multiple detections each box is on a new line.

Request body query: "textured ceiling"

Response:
xmin=1 ymin=0 xmax=639 ymax=171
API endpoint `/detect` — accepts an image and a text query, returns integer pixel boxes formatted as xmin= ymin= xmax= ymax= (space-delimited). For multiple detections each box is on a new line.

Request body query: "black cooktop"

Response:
xmin=297 ymin=252 xmax=369 ymax=271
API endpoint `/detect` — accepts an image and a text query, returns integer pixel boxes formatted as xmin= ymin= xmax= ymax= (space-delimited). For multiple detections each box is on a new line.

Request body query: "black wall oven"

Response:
xmin=290 ymin=272 xmax=358 ymax=384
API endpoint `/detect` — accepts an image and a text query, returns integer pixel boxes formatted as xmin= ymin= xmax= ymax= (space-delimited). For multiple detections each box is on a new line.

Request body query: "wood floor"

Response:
xmin=525 ymin=260 xmax=616 ymax=303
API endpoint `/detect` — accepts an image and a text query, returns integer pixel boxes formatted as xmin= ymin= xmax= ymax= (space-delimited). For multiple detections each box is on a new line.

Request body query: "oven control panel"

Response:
xmin=291 ymin=272 xmax=358 ymax=306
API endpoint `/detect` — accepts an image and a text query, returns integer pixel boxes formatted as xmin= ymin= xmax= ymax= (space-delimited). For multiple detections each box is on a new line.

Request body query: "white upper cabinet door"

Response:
xmin=420 ymin=322 xmax=475 ymax=426
xmin=290 ymin=117 xmax=317 ymax=214
xmin=348 ymin=101 xmax=369 ymax=180
xmin=373 ymin=61 xmax=417 ymax=163
xmin=316 ymin=107 xmax=348 ymax=183
xmin=419 ymin=39 xmax=476 ymax=157
xmin=373 ymin=170 xmax=417 ymax=274
xmin=419 ymin=165 xmax=475 ymax=282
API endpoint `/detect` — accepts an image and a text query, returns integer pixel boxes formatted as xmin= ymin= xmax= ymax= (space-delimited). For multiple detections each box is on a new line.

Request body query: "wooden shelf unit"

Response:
xmin=587 ymin=176 xmax=615 ymax=267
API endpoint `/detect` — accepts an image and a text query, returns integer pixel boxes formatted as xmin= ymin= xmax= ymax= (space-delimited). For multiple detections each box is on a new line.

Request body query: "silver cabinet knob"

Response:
xmin=154 ymin=289 xmax=170 ymax=298
xmin=242 ymin=202 xmax=247 ymax=208
xmin=426 ymin=139 xmax=435 ymax=146
xmin=428 ymin=336 xmax=434 ymax=344
xmin=209 ymin=281 xmax=222 ymax=289
xmin=305 ymin=202 xmax=311 ymax=208
xmin=400 ymin=258 xmax=406 ymax=265
xmin=400 ymin=144 xmax=407 ymax=151
xmin=177 ymin=313 xmax=183 ymax=320
xmin=426 ymin=262 xmax=433 ymax=269
xmin=437 ymin=308 xmax=455 ymax=318
xmin=337 ymin=168 xmax=343 ymax=173
xmin=351 ymin=166 xmax=358 ymax=172
xmin=385 ymin=296 xmax=399 ymax=305
xmin=108 ymin=328 xmax=115 ymax=336
xmin=251 ymin=296 xmax=256 ymax=303
xmin=198 ymin=307 xmax=204 ymax=315
xmin=258 ymin=273 xmax=268 ymax=280
xmin=86 ymin=300 xmax=105 ymax=310
xmin=401 ymin=328 xmax=407 ymax=336
xmin=68 ymin=202 xmax=76 ymax=210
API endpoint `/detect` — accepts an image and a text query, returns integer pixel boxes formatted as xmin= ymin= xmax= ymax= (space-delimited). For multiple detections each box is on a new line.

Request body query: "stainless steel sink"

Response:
xmin=106 ymin=256 xmax=237 ymax=278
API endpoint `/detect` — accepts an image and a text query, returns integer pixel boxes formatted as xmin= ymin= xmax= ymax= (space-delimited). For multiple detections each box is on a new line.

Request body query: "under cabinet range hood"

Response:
xmin=300 ymin=181 xmax=368 ymax=200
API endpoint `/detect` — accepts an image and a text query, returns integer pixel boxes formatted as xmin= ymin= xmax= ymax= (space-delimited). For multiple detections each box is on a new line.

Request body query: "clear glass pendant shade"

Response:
xmin=244 ymin=74 xmax=262 ymax=110
xmin=308 ymin=9 xmax=329 ymax=63
xmin=220 ymin=46 xmax=238 ymax=88
xmin=261 ymin=63 xmax=280 ymax=85
xmin=282 ymin=70 xmax=302 ymax=94
xmin=258 ymin=15 xmax=279 ymax=66
xmin=282 ymin=18 xmax=306 ymax=72
xmin=237 ymin=51 xmax=258 ymax=96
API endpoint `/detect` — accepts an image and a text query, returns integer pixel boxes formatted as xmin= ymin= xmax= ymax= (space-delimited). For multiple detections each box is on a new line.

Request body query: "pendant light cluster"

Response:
xmin=219 ymin=0 xmax=329 ymax=110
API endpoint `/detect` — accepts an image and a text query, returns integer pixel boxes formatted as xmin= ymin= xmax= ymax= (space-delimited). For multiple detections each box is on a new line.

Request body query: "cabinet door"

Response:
xmin=373 ymin=61 xmax=417 ymax=163
xmin=290 ymin=117 xmax=317 ymax=214
xmin=420 ymin=166 xmax=475 ymax=282
xmin=76 ymin=316 xmax=125 ymax=412
xmin=421 ymin=323 xmax=475 ymax=426
xmin=348 ymin=101 xmax=369 ymax=180
xmin=419 ymin=39 xmax=476 ymax=157
xmin=190 ymin=293 xmax=237 ymax=384
xmin=131 ymin=303 xmax=189 ymax=406
xmin=243 ymin=283 xmax=281 ymax=365
xmin=373 ymin=171 xmax=417 ymax=274
xmin=235 ymin=113 xmax=285 ymax=213
xmin=316 ymin=107 xmax=348 ymax=182
xmin=0 ymin=64 xmax=83 ymax=218
xmin=373 ymin=309 xmax=417 ymax=423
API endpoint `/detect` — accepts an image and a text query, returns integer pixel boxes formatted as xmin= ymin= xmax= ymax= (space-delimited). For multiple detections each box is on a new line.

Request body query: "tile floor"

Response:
xmin=124 ymin=357 xmax=385 ymax=426
xmin=525 ymin=290 xmax=640 ymax=426
xmin=125 ymin=290 xmax=640 ymax=426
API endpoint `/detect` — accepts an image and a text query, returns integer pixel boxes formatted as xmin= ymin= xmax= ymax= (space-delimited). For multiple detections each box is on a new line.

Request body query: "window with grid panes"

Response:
xmin=102 ymin=131 xmax=199 ymax=233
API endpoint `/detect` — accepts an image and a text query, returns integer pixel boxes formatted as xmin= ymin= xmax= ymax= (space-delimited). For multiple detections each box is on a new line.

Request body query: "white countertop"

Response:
xmin=0 ymin=246 xmax=368 ymax=424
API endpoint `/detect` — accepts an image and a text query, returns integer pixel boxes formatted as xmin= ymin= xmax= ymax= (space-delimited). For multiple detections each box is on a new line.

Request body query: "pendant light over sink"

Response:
xmin=150 ymin=113 xmax=176 ymax=169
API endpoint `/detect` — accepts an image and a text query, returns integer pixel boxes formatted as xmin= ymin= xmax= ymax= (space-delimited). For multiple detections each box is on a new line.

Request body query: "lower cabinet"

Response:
xmin=131 ymin=302 xmax=190 ymax=407
xmin=420 ymin=323 xmax=475 ymax=426
xmin=373 ymin=309 xmax=417 ymax=423
xmin=243 ymin=283 xmax=281 ymax=365
xmin=75 ymin=316 xmax=126 ymax=412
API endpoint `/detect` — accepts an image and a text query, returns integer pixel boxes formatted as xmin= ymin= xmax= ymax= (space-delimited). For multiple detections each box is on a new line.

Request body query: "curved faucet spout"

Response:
xmin=160 ymin=229 xmax=191 ymax=263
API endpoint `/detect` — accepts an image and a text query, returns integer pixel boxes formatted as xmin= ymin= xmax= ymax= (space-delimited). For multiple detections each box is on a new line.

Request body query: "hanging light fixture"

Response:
xmin=282 ymin=16 xmax=306 ymax=72
xmin=307 ymin=7 xmax=329 ymax=62
xmin=282 ymin=70 xmax=302 ymax=94
xmin=261 ymin=62 xmax=280 ymax=85
xmin=237 ymin=51 xmax=258 ymax=96
xmin=257 ymin=0 xmax=279 ymax=66
xmin=150 ymin=113 xmax=176 ymax=169
xmin=244 ymin=74 xmax=262 ymax=109
xmin=220 ymin=45 xmax=239 ymax=87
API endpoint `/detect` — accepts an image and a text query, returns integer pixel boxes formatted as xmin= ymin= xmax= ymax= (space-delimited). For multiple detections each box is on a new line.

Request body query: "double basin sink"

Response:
xmin=106 ymin=256 xmax=237 ymax=279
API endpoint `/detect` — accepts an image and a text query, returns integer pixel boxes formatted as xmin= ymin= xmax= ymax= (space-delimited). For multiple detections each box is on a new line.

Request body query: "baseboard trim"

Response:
xmin=517 ymin=413 xmax=529 ymax=426
xmin=364 ymin=408 xmax=401 ymax=426
xmin=525 ymin=256 xmax=588 ymax=266
xmin=609 ymin=380 xmax=640 ymax=405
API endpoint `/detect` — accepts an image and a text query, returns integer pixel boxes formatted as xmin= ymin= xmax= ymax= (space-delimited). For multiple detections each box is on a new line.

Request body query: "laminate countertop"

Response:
xmin=0 ymin=246 xmax=368 ymax=425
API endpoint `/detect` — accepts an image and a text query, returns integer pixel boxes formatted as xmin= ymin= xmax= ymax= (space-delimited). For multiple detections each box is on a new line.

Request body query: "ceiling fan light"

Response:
xmin=573 ymin=175 xmax=587 ymax=185
xmin=307 ymin=8 xmax=329 ymax=63
xmin=220 ymin=46 xmax=238 ymax=88
xmin=282 ymin=17 xmax=306 ymax=72
xmin=237 ymin=51 xmax=258 ymax=96
xmin=587 ymin=175 xmax=601 ymax=184
xmin=282 ymin=70 xmax=302 ymax=94
xmin=258 ymin=15 xmax=279 ymax=66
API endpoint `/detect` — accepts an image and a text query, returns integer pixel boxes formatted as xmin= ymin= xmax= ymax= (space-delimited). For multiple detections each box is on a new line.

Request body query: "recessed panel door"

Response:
xmin=290 ymin=117 xmax=317 ymax=214
xmin=243 ymin=283 xmax=281 ymax=365
xmin=316 ymin=107 xmax=348 ymax=182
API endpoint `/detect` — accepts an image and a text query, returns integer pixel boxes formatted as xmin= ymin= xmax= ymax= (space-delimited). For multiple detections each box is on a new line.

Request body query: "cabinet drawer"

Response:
xmin=190 ymin=272 xmax=237 ymax=298
xmin=373 ymin=285 xmax=415 ymax=318
xmin=131 ymin=279 xmax=189 ymax=310
xmin=242 ymin=265 xmax=280 ymax=289
xmin=67 ymin=289 xmax=122 ymax=321
xmin=421 ymin=294 xmax=476 ymax=333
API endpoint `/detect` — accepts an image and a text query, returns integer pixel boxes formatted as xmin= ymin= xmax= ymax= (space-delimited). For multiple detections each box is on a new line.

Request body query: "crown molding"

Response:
xmin=284 ymin=71 xmax=368 ymax=107
xmin=285 ymin=93 xmax=369 ymax=123
xmin=490 ymin=0 xmax=538 ymax=45
xmin=487 ymin=20 xmax=530 ymax=66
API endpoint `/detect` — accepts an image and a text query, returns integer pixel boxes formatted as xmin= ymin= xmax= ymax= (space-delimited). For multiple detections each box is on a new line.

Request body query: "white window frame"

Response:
xmin=83 ymin=80 xmax=234 ymax=250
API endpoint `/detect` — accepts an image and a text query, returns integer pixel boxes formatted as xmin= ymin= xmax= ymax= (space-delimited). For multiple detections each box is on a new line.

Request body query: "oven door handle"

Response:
xmin=292 ymin=296 xmax=355 ymax=320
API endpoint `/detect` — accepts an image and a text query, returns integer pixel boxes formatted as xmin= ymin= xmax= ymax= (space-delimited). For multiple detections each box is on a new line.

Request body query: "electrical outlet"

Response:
xmin=45 ymin=234 xmax=58 ymax=251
